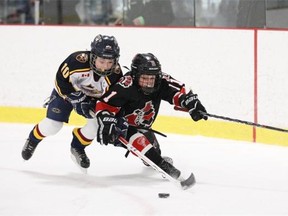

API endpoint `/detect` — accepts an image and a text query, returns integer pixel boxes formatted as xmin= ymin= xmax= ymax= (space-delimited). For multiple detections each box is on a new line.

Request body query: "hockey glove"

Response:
xmin=66 ymin=92 xmax=95 ymax=118
xmin=113 ymin=117 xmax=129 ymax=147
xmin=97 ymin=111 xmax=119 ymax=145
xmin=180 ymin=91 xmax=208 ymax=121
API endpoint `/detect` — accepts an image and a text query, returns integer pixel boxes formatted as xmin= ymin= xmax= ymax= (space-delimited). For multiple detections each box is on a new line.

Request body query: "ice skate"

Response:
xmin=159 ymin=159 xmax=181 ymax=180
xmin=70 ymin=147 xmax=90 ymax=172
xmin=22 ymin=139 xmax=39 ymax=160
xmin=162 ymin=156 xmax=173 ymax=165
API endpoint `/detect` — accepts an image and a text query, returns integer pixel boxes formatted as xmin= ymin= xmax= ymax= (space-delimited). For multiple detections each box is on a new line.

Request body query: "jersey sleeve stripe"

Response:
xmin=54 ymin=79 xmax=67 ymax=99
xmin=69 ymin=68 xmax=90 ymax=75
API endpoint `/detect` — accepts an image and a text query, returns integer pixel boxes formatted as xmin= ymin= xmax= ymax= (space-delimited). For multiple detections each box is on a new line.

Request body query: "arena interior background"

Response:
xmin=0 ymin=25 xmax=287 ymax=146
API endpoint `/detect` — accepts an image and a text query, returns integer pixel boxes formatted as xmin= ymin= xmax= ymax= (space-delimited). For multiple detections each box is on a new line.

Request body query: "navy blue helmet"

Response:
xmin=90 ymin=34 xmax=120 ymax=76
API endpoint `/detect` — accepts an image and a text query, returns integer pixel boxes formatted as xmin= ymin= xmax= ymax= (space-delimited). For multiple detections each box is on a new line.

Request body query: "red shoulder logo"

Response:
xmin=118 ymin=76 xmax=133 ymax=88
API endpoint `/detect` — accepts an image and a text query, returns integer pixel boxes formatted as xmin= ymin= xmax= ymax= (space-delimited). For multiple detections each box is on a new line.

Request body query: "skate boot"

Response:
xmin=71 ymin=147 xmax=90 ymax=168
xmin=162 ymin=156 xmax=173 ymax=165
xmin=22 ymin=138 xmax=39 ymax=160
xmin=159 ymin=159 xmax=181 ymax=180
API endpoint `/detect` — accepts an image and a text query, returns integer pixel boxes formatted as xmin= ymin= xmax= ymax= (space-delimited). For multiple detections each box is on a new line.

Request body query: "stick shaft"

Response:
xmin=118 ymin=136 xmax=178 ymax=183
xmin=174 ymin=106 xmax=288 ymax=133
xmin=201 ymin=112 xmax=288 ymax=133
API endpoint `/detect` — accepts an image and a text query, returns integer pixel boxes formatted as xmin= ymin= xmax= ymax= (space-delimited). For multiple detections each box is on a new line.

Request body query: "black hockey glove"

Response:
xmin=97 ymin=111 xmax=118 ymax=145
xmin=66 ymin=92 xmax=95 ymax=118
xmin=180 ymin=91 xmax=208 ymax=121
xmin=113 ymin=117 xmax=129 ymax=147
xmin=97 ymin=112 xmax=129 ymax=146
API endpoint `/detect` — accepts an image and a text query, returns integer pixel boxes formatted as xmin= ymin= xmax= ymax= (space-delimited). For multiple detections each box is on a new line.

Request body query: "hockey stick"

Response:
xmin=135 ymin=126 xmax=167 ymax=137
xmin=118 ymin=136 xmax=195 ymax=190
xmin=200 ymin=111 xmax=288 ymax=133
xmin=174 ymin=106 xmax=288 ymax=133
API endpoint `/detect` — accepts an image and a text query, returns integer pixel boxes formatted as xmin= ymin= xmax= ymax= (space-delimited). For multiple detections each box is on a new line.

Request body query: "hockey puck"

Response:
xmin=158 ymin=193 xmax=170 ymax=198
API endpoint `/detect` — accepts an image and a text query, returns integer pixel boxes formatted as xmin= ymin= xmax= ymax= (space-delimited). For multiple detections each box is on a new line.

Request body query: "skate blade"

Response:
xmin=70 ymin=154 xmax=88 ymax=174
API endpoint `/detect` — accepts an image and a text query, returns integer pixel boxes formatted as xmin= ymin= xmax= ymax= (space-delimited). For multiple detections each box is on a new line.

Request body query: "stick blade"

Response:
xmin=180 ymin=173 xmax=196 ymax=190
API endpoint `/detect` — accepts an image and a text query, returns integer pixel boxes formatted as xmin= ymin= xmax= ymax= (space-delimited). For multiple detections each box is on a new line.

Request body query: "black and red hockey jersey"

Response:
xmin=96 ymin=72 xmax=186 ymax=128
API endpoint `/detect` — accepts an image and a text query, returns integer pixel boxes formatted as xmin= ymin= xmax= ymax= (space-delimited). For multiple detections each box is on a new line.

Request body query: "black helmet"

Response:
xmin=90 ymin=34 xmax=120 ymax=76
xmin=131 ymin=53 xmax=162 ymax=94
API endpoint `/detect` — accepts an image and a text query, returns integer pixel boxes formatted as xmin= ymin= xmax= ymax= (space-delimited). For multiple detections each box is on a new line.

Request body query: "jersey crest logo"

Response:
xmin=118 ymin=76 xmax=133 ymax=88
xmin=76 ymin=53 xmax=88 ymax=63
xmin=81 ymin=84 xmax=102 ymax=95
xmin=126 ymin=101 xmax=155 ymax=127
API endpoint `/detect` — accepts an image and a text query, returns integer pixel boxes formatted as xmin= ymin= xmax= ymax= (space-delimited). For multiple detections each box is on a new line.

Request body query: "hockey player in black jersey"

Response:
xmin=95 ymin=53 xmax=207 ymax=180
xmin=22 ymin=34 xmax=123 ymax=170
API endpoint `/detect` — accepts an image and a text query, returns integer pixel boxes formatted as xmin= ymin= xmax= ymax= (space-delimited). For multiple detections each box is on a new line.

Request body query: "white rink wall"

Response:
xmin=257 ymin=30 xmax=288 ymax=129
xmin=0 ymin=26 xmax=287 ymax=129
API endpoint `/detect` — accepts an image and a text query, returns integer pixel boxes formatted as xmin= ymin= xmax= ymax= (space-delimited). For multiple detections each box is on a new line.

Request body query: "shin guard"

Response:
xmin=130 ymin=133 xmax=162 ymax=165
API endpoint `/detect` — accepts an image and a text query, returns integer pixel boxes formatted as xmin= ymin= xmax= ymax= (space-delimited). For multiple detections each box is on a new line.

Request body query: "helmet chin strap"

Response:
xmin=94 ymin=68 xmax=112 ymax=76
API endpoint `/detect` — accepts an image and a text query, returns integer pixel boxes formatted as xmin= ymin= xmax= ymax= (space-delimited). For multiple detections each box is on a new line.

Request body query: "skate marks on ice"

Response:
xmin=1 ymin=123 xmax=288 ymax=215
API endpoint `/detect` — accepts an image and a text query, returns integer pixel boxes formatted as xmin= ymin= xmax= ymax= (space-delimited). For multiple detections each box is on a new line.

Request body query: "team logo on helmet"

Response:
xmin=105 ymin=45 xmax=112 ymax=50
xmin=150 ymin=60 xmax=157 ymax=67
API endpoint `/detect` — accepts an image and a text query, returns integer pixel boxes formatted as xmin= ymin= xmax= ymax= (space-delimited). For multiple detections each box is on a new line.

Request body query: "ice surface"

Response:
xmin=1 ymin=123 xmax=288 ymax=215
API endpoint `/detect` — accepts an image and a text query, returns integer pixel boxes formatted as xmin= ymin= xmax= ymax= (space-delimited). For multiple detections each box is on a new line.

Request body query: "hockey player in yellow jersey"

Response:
xmin=21 ymin=34 xmax=123 ymax=171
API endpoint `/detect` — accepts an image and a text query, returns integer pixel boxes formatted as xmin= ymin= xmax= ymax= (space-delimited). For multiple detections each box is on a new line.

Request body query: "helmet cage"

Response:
xmin=134 ymin=70 xmax=162 ymax=94
xmin=131 ymin=53 xmax=162 ymax=94
xmin=90 ymin=54 xmax=119 ymax=76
